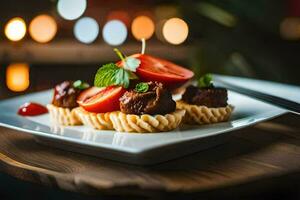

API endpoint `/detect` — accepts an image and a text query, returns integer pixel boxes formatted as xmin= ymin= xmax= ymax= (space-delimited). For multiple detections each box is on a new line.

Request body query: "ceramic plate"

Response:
xmin=0 ymin=75 xmax=299 ymax=165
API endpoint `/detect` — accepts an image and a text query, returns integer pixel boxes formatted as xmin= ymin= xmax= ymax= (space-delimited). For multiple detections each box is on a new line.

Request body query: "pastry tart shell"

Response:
xmin=109 ymin=109 xmax=186 ymax=133
xmin=73 ymin=107 xmax=114 ymax=130
xmin=47 ymin=104 xmax=82 ymax=126
xmin=176 ymin=101 xmax=233 ymax=125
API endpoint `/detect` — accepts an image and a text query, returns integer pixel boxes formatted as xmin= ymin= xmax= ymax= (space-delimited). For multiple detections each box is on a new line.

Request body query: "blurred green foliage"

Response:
xmin=182 ymin=0 xmax=300 ymax=85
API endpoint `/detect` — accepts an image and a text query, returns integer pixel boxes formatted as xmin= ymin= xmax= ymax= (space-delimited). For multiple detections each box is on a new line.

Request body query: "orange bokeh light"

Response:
xmin=6 ymin=63 xmax=30 ymax=92
xmin=131 ymin=16 xmax=155 ymax=40
xmin=163 ymin=18 xmax=189 ymax=45
xmin=29 ymin=14 xmax=57 ymax=43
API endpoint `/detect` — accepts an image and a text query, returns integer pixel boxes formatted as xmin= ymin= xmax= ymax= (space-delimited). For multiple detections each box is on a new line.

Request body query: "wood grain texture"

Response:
xmin=0 ymin=113 xmax=299 ymax=197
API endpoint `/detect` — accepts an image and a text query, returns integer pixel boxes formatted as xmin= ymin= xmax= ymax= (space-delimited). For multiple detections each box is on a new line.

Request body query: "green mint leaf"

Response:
xmin=94 ymin=63 xmax=131 ymax=88
xmin=114 ymin=48 xmax=141 ymax=72
xmin=94 ymin=63 xmax=116 ymax=87
xmin=73 ymin=80 xmax=90 ymax=90
xmin=115 ymin=67 xmax=130 ymax=88
xmin=198 ymin=73 xmax=213 ymax=88
xmin=135 ymin=82 xmax=149 ymax=93
xmin=124 ymin=57 xmax=141 ymax=72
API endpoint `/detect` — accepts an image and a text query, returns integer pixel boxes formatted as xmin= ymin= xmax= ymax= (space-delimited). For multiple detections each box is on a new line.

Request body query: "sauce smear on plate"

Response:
xmin=18 ymin=102 xmax=48 ymax=116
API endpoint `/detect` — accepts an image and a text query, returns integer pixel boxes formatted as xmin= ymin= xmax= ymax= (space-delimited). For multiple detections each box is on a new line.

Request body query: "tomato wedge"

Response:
xmin=77 ymin=86 xmax=125 ymax=113
xmin=120 ymin=54 xmax=194 ymax=87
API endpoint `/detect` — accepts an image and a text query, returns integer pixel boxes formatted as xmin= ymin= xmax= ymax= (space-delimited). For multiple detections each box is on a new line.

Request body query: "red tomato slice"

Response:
xmin=128 ymin=54 xmax=194 ymax=87
xmin=77 ymin=86 xmax=125 ymax=113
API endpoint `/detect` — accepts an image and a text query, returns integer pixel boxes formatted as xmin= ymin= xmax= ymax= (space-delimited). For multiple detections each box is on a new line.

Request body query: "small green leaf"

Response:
xmin=114 ymin=48 xmax=141 ymax=72
xmin=125 ymin=57 xmax=141 ymax=72
xmin=198 ymin=74 xmax=213 ymax=88
xmin=94 ymin=63 xmax=131 ymax=88
xmin=73 ymin=80 xmax=82 ymax=88
xmin=135 ymin=82 xmax=149 ymax=93
xmin=73 ymin=80 xmax=90 ymax=90
xmin=93 ymin=49 xmax=140 ymax=88
xmin=115 ymin=67 xmax=130 ymax=88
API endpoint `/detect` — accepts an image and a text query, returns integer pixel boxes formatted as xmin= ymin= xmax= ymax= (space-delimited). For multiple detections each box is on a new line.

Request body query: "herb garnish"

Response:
xmin=94 ymin=63 xmax=132 ymax=88
xmin=93 ymin=48 xmax=141 ymax=88
xmin=198 ymin=74 xmax=213 ymax=88
xmin=114 ymin=48 xmax=141 ymax=72
xmin=135 ymin=82 xmax=149 ymax=93
xmin=73 ymin=80 xmax=90 ymax=90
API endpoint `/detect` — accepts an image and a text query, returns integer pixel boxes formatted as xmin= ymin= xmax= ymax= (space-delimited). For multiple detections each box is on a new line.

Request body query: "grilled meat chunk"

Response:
xmin=52 ymin=81 xmax=81 ymax=109
xmin=182 ymin=85 xmax=228 ymax=108
xmin=120 ymin=82 xmax=176 ymax=115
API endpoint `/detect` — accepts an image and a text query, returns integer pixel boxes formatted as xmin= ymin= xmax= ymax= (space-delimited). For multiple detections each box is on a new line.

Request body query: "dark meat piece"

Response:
xmin=182 ymin=85 xmax=228 ymax=108
xmin=52 ymin=81 xmax=81 ymax=109
xmin=120 ymin=82 xmax=176 ymax=115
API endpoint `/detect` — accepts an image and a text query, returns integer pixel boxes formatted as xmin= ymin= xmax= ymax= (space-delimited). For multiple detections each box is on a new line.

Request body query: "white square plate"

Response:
xmin=0 ymin=75 xmax=299 ymax=165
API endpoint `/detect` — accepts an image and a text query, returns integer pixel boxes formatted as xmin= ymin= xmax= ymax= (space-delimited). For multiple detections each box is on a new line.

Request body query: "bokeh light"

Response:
xmin=131 ymin=16 xmax=155 ymax=40
xmin=103 ymin=20 xmax=127 ymax=46
xmin=163 ymin=18 xmax=189 ymax=45
xmin=5 ymin=17 xmax=26 ymax=42
xmin=106 ymin=11 xmax=130 ymax=27
xmin=29 ymin=15 xmax=57 ymax=43
xmin=6 ymin=63 xmax=30 ymax=92
xmin=280 ymin=17 xmax=300 ymax=40
xmin=57 ymin=0 xmax=87 ymax=20
xmin=74 ymin=17 xmax=99 ymax=44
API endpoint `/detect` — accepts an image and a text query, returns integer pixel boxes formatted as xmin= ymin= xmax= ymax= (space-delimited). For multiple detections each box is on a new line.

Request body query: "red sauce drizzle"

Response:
xmin=18 ymin=102 xmax=48 ymax=116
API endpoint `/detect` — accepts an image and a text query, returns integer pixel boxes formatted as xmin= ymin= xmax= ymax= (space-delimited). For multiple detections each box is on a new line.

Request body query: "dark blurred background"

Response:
xmin=0 ymin=0 xmax=299 ymax=100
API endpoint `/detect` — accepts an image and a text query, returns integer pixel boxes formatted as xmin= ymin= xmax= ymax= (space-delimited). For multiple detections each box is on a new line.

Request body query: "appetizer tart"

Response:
xmin=75 ymin=45 xmax=189 ymax=133
xmin=111 ymin=82 xmax=185 ymax=133
xmin=76 ymin=82 xmax=185 ymax=133
xmin=177 ymin=74 xmax=233 ymax=125
xmin=47 ymin=80 xmax=89 ymax=126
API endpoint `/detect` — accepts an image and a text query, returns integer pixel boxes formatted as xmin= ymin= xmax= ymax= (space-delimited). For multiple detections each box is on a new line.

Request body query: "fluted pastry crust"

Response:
xmin=73 ymin=107 xmax=114 ymax=130
xmin=47 ymin=104 xmax=82 ymax=126
xmin=176 ymin=101 xmax=233 ymax=125
xmin=109 ymin=109 xmax=185 ymax=133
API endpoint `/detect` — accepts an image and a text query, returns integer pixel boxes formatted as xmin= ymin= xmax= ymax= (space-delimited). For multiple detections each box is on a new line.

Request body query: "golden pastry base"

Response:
xmin=176 ymin=101 xmax=233 ymax=125
xmin=47 ymin=104 xmax=82 ymax=126
xmin=73 ymin=107 xmax=114 ymax=130
xmin=74 ymin=107 xmax=185 ymax=133
xmin=109 ymin=110 xmax=186 ymax=133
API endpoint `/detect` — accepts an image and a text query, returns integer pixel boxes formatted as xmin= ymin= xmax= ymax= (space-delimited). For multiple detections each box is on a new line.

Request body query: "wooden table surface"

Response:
xmin=0 ymin=113 xmax=299 ymax=199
